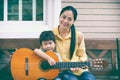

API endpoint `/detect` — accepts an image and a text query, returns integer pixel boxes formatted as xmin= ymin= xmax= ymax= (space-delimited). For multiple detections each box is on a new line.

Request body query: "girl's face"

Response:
xmin=59 ymin=10 xmax=74 ymax=30
xmin=41 ymin=40 xmax=55 ymax=52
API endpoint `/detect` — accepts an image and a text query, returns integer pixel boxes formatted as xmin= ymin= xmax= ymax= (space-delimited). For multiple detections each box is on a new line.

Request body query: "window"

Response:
xmin=8 ymin=0 xmax=19 ymax=20
xmin=7 ymin=0 xmax=43 ymax=21
xmin=0 ymin=0 xmax=61 ymax=38
xmin=0 ymin=0 xmax=3 ymax=21
xmin=36 ymin=0 xmax=43 ymax=21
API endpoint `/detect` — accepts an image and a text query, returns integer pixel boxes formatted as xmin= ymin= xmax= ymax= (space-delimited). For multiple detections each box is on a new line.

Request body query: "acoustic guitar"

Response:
xmin=11 ymin=48 xmax=108 ymax=80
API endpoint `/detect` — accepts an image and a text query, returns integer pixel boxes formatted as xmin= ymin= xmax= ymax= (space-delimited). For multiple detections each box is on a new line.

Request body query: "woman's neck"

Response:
xmin=58 ymin=26 xmax=70 ymax=38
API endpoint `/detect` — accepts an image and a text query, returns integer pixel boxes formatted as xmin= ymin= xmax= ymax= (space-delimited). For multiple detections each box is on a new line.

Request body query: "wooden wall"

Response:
xmin=62 ymin=0 xmax=120 ymax=38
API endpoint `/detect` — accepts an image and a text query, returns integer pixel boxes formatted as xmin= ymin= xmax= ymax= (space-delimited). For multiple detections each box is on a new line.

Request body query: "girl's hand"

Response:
xmin=47 ymin=57 xmax=56 ymax=66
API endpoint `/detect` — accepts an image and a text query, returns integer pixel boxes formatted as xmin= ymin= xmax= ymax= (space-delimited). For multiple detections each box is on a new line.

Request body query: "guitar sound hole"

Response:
xmin=40 ymin=60 xmax=51 ymax=70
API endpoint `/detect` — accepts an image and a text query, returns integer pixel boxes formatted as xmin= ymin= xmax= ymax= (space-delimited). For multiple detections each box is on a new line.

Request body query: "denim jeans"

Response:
xmin=78 ymin=71 xmax=96 ymax=80
xmin=54 ymin=70 xmax=96 ymax=80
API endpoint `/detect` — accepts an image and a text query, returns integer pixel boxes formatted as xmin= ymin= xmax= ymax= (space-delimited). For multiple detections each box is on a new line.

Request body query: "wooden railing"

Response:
xmin=0 ymin=38 xmax=119 ymax=80
xmin=85 ymin=38 xmax=120 ymax=80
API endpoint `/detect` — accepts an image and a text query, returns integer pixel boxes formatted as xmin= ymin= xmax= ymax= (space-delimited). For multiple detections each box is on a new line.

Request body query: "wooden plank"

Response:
xmin=111 ymin=50 xmax=116 ymax=70
xmin=97 ymin=50 xmax=108 ymax=58
xmin=62 ymin=0 xmax=120 ymax=2
xmin=77 ymin=15 xmax=120 ymax=20
xmin=91 ymin=70 xmax=119 ymax=76
xmin=0 ymin=39 xmax=117 ymax=49
xmin=77 ymin=9 xmax=120 ymax=15
xmin=2 ymin=50 xmax=12 ymax=57
xmin=76 ymin=26 xmax=120 ymax=32
xmin=118 ymin=38 xmax=120 ymax=63
xmin=62 ymin=3 xmax=120 ymax=9
xmin=96 ymin=77 xmax=118 ymax=80
xmin=75 ymin=21 xmax=120 ymax=26
xmin=0 ymin=38 xmax=40 ymax=49
xmin=0 ymin=58 xmax=10 ymax=64
xmin=85 ymin=39 xmax=117 ymax=49
xmin=86 ymin=50 xmax=97 ymax=58
xmin=0 ymin=64 xmax=7 ymax=70
xmin=83 ymin=33 xmax=120 ymax=38
xmin=116 ymin=38 xmax=120 ymax=79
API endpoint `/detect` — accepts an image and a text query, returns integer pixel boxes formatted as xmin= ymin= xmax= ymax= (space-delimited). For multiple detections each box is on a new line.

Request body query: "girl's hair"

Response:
xmin=39 ymin=31 xmax=56 ymax=46
xmin=60 ymin=6 xmax=77 ymax=59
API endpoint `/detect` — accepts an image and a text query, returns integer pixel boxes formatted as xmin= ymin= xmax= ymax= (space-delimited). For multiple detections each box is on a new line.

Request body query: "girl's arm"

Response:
xmin=34 ymin=48 xmax=56 ymax=65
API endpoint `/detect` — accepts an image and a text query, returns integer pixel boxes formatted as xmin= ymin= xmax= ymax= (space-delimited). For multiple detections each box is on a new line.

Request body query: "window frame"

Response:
xmin=0 ymin=0 xmax=61 ymax=38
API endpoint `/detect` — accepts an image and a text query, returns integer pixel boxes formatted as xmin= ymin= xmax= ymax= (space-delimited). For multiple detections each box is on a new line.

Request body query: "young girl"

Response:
xmin=34 ymin=30 xmax=61 ymax=66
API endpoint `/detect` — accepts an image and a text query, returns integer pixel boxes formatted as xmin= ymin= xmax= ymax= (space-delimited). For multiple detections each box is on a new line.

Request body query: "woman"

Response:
xmin=34 ymin=6 xmax=96 ymax=80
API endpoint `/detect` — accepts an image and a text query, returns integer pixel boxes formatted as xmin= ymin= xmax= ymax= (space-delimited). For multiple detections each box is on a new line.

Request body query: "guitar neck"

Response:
xmin=51 ymin=62 xmax=91 ymax=69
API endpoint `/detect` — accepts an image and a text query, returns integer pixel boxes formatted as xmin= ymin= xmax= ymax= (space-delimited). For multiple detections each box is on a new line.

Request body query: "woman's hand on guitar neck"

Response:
xmin=70 ymin=67 xmax=79 ymax=72
xmin=70 ymin=65 xmax=88 ymax=72
xmin=70 ymin=59 xmax=88 ymax=72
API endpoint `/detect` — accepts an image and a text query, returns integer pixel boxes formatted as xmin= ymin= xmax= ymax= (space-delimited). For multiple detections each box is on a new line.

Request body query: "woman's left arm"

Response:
xmin=76 ymin=33 xmax=88 ymax=61
xmin=70 ymin=33 xmax=88 ymax=75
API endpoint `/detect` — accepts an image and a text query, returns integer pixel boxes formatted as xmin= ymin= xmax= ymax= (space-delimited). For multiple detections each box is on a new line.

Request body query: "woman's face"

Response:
xmin=59 ymin=10 xmax=74 ymax=30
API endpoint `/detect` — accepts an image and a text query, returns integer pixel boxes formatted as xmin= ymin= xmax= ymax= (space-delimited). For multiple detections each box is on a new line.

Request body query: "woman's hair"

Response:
xmin=60 ymin=6 xmax=77 ymax=21
xmin=60 ymin=6 xmax=78 ymax=59
xmin=39 ymin=31 xmax=56 ymax=46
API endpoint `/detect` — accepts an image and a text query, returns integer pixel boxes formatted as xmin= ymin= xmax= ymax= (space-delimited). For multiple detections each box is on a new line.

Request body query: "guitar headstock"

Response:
xmin=91 ymin=58 xmax=108 ymax=69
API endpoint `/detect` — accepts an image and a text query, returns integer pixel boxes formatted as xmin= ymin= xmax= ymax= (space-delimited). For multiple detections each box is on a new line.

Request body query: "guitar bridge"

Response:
xmin=25 ymin=57 xmax=29 ymax=76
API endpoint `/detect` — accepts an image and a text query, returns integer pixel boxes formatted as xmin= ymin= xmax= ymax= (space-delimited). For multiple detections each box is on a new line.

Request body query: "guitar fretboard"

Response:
xmin=51 ymin=62 xmax=91 ymax=69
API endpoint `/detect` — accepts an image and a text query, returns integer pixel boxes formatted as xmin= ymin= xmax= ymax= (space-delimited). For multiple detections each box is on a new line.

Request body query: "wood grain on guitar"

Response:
xmin=11 ymin=48 xmax=108 ymax=80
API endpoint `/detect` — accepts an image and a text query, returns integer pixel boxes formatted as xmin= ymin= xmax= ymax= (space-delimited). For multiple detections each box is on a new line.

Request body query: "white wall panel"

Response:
xmin=62 ymin=0 xmax=120 ymax=38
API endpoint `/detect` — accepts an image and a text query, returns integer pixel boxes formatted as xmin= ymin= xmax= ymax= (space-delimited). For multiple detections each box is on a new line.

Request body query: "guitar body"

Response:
xmin=11 ymin=48 xmax=59 ymax=80
xmin=11 ymin=48 xmax=108 ymax=80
